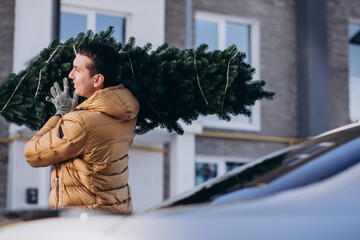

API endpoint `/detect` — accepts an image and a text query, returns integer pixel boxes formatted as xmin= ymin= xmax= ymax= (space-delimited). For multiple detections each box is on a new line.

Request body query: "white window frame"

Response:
xmin=196 ymin=154 xmax=252 ymax=180
xmin=195 ymin=11 xmax=261 ymax=131
xmin=61 ymin=4 xmax=132 ymax=42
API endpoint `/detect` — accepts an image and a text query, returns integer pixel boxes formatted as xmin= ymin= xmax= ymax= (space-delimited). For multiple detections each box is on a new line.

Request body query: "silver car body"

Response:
xmin=1 ymin=122 xmax=360 ymax=240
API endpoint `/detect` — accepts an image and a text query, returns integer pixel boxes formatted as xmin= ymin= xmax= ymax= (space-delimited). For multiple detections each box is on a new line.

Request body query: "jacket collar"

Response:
xmin=74 ymin=85 xmax=139 ymax=120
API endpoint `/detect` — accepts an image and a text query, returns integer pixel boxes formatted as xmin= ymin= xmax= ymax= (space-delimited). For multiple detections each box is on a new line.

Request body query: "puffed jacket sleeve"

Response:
xmin=25 ymin=114 xmax=86 ymax=167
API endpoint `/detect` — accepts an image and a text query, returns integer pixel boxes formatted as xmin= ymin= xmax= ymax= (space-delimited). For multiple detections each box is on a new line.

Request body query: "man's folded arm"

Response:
xmin=25 ymin=115 xmax=86 ymax=167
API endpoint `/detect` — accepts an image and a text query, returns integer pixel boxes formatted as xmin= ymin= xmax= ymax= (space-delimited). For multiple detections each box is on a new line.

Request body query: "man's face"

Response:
xmin=68 ymin=54 xmax=97 ymax=98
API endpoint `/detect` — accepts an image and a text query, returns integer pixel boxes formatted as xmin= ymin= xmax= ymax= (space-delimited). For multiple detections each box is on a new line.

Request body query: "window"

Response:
xmin=195 ymin=155 xmax=248 ymax=185
xmin=195 ymin=163 xmax=217 ymax=185
xmin=195 ymin=20 xmax=250 ymax=63
xmin=349 ymin=22 xmax=360 ymax=122
xmin=60 ymin=12 xmax=87 ymax=42
xmin=60 ymin=5 xmax=127 ymax=43
xmin=195 ymin=12 xmax=260 ymax=131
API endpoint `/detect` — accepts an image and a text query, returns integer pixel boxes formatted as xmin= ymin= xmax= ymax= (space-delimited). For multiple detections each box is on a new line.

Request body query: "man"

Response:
xmin=24 ymin=42 xmax=140 ymax=213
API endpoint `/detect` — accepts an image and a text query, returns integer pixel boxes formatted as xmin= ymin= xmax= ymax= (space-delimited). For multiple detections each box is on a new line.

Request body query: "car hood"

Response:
xmin=2 ymin=162 xmax=358 ymax=240
xmin=0 ymin=211 xmax=126 ymax=240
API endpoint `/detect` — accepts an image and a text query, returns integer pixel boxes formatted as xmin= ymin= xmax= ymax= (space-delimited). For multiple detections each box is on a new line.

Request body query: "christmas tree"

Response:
xmin=0 ymin=27 xmax=274 ymax=134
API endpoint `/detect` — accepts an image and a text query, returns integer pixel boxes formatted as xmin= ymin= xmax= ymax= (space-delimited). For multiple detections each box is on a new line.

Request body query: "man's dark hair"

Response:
xmin=78 ymin=42 xmax=120 ymax=88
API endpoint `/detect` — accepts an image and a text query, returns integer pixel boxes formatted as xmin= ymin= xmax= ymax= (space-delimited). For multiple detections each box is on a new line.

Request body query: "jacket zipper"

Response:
xmin=54 ymin=164 xmax=60 ymax=210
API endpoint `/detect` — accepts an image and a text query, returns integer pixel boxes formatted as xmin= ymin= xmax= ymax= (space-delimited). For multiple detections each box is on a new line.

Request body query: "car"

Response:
xmin=1 ymin=122 xmax=360 ymax=240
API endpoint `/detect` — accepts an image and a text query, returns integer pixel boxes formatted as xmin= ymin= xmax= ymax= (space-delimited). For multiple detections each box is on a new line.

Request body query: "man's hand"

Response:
xmin=46 ymin=78 xmax=79 ymax=117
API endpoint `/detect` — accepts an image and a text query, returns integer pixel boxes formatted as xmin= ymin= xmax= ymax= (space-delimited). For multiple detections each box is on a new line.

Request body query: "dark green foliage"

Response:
xmin=0 ymin=27 xmax=274 ymax=134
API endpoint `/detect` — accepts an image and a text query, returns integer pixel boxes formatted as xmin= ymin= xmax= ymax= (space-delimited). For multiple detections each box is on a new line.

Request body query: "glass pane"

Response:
xmin=349 ymin=44 xmax=360 ymax=78
xmin=226 ymin=22 xmax=250 ymax=63
xmin=226 ymin=162 xmax=244 ymax=172
xmin=96 ymin=14 xmax=125 ymax=43
xmin=349 ymin=78 xmax=360 ymax=121
xmin=349 ymin=23 xmax=360 ymax=122
xmin=60 ymin=12 xmax=87 ymax=43
xmin=195 ymin=20 xmax=218 ymax=51
xmin=349 ymin=23 xmax=360 ymax=78
xmin=213 ymin=136 xmax=360 ymax=204
xmin=349 ymin=22 xmax=360 ymax=39
xmin=195 ymin=163 xmax=217 ymax=185
xmin=226 ymin=23 xmax=252 ymax=123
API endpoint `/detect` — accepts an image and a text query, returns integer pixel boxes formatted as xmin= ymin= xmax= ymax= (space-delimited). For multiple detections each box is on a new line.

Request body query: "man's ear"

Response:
xmin=94 ymin=74 xmax=105 ymax=88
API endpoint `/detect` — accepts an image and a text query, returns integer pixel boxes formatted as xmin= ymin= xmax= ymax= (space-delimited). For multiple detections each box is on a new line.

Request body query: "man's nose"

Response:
xmin=68 ymin=70 xmax=74 ymax=79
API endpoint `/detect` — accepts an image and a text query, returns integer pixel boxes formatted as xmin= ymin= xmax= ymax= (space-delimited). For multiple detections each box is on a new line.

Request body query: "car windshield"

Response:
xmin=161 ymin=125 xmax=360 ymax=208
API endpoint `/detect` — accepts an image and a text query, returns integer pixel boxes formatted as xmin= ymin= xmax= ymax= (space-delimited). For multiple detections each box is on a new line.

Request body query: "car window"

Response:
xmin=165 ymin=126 xmax=360 ymax=207
xmin=212 ymin=137 xmax=360 ymax=204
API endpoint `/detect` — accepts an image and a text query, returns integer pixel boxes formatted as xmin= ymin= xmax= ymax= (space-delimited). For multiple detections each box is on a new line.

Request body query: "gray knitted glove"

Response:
xmin=46 ymin=78 xmax=79 ymax=117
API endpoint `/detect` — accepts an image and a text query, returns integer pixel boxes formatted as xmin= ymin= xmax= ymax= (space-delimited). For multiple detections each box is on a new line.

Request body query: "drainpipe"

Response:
xmin=296 ymin=0 xmax=330 ymax=137
xmin=185 ymin=0 xmax=193 ymax=48
xmin=52 ymin=0 xmax=60 ymax=40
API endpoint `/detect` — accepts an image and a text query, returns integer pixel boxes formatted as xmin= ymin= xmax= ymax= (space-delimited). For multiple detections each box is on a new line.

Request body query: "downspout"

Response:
xmin=185 ymin=0 xmax=193 ymax=48
xmin=52 ymin=0 xmax=60 ymax=40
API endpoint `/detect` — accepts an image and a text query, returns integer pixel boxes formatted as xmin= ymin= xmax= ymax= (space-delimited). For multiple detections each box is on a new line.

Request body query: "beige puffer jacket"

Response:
xmin=25 ymin=85 xmax=139 ymax=214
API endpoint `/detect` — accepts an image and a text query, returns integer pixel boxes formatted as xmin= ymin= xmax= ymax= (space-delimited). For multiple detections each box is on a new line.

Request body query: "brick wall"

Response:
xmin=0 ymin=0 xmax=15 ymax=209
xmin=165 ymin=0 xmax=187 ymax=49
